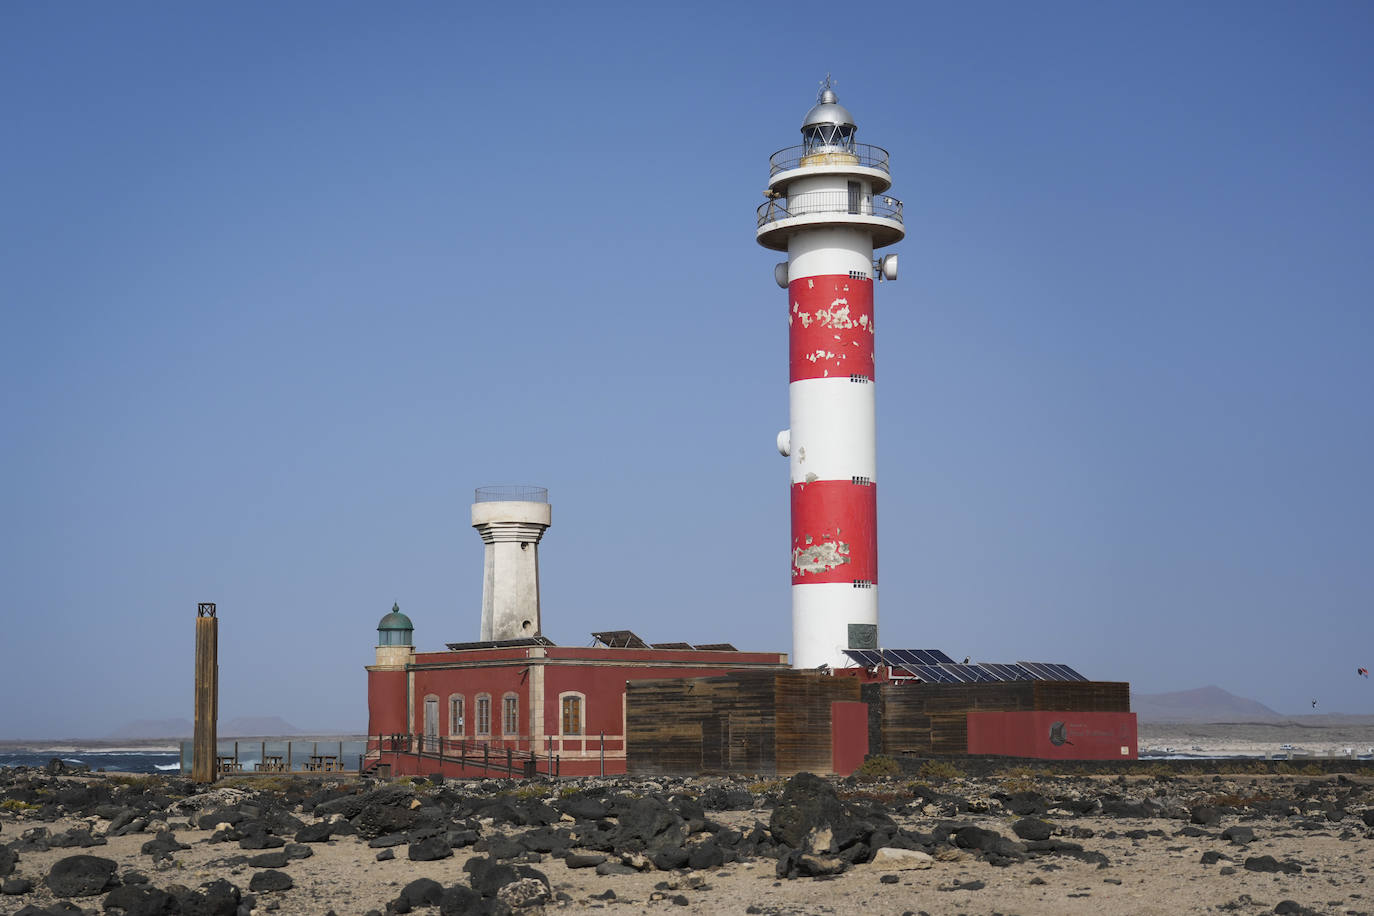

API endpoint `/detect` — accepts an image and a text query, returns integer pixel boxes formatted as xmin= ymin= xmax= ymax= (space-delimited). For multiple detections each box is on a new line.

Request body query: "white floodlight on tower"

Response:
xmin=756 ymin=78 xmax=904 ymax=670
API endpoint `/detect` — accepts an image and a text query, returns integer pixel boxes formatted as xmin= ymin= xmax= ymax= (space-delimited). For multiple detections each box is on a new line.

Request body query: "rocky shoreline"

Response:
xmin=2 ymin=759 xmax=1372 ymax=915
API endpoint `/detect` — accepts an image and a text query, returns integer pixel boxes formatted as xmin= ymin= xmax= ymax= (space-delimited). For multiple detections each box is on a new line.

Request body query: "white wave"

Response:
xmin=155 ymin=763 xmax=181 ymax=771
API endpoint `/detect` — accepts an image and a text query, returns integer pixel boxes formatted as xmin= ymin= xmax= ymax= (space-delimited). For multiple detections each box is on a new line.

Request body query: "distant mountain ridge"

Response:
xmin=104 ymin=718 xmax=194 ymax=739
xmin=1132 ymin=686 xmax=1282 ymax=723
xmin=104 ymin=715 xmax=312 ymax=739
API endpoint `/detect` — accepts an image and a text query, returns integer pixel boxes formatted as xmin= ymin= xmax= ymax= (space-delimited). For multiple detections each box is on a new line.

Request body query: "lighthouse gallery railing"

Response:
xmin=757 ymin=191 xmax=904 ymax=229
xmin=768 ymin=143 xmax=891 ymax=177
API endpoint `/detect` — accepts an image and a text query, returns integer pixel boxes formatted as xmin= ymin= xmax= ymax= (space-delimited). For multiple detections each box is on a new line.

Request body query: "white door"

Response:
xmin=424 ymin=697 xmax=439 ymax=752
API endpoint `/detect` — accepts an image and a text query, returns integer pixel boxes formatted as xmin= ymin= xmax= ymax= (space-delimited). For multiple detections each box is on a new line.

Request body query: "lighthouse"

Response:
xmin=757 ymin=80 xmax=903 ymax=670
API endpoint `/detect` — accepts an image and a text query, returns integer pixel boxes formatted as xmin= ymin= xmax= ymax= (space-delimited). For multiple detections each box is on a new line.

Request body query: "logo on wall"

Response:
xmin=1048 ymin=721 xmax=1073 ymax=746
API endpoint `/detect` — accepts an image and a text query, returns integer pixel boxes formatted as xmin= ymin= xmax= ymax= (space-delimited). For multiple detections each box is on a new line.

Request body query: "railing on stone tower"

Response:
xmin=474 ymin=486 xmax=548 ymax=503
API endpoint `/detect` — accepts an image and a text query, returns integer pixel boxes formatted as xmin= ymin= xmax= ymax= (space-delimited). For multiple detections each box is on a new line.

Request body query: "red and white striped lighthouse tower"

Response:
xmin=757 ymin=79 xmax=903 ymax=670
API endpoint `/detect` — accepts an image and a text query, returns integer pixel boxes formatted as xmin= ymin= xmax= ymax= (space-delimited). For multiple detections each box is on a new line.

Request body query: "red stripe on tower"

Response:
xmin=789 ymin=276 xmax=874 ymax=382
xmin=790 ymin=480 xmax=877 ymax=584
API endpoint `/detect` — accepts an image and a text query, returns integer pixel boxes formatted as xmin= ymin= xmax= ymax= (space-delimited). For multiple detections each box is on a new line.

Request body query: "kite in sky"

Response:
xmin=1359 ymin=667 xmax=1369 ymax=678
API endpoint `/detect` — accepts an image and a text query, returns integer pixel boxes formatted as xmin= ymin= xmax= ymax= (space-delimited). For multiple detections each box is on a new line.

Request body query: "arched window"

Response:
xmin=475 ymin=694 xmax=492 ymax=737
xmin=502 ymin=692 xmax=519 ymax=736
xmin=448 ymin=695 xmax=465 ymax=737
xmin=559 ymin=691 xmax=585 ymax=736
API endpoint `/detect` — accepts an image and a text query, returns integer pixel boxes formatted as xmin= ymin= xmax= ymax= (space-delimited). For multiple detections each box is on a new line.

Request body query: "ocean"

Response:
xmin=0 ymin=739 xmax=367 ymax=775
xmin=0 ymin=749 xmax=182 ymax=774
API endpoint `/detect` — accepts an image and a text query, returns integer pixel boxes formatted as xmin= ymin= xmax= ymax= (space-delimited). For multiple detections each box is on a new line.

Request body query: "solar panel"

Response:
xmin=651 ymin=642 xmax=693 ymax=649
xmin=906 ymin=663 xmax=958 ymax=683
xmin=1018 ymin=661 xmax=1081 ymax=680
xmin=960 ymin=664 xmax=997 ymax=682
xmin=935 ymin=663 xmax=978 ymax=683
xmin=446 ymin=636 xmax=557 ymax=651
xmin=593 ymin=630 xmax=650 ymax=649
xmin=883 ymin=648 xmax=957 ymax=666
xmin=694 ymin=643 xmax=738 ymax=651
xmin=843 ymin=649 xmax=884 ymax=668
xmin=980 ymin=662 xmax=1034 ymax=681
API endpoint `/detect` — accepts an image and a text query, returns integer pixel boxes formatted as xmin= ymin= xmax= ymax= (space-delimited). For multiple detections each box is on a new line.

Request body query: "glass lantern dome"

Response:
xmin=377 ymin=603 xmax=414 ymax=647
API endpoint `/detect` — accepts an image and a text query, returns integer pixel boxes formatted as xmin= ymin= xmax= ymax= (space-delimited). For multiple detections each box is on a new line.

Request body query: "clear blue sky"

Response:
xmin=3 ymin=2 xmax=1371 ymax=737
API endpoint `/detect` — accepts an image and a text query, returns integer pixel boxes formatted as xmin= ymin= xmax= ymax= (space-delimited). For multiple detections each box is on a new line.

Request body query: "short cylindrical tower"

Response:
xmin=471 ymin=485 xmax=551 ymax=641
xmin=367 ymin=602 xmax=414 ymax=743
xmin=757 ymin=80 xmax=903 ymax=669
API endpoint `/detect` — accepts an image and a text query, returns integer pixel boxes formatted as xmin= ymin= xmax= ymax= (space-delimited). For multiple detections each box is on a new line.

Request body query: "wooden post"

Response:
xmin=192 ymin=603 xmax=219 ymax=783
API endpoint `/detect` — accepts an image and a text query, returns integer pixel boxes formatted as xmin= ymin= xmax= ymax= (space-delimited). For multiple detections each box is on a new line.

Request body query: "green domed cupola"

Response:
xmin=377 ymin=602 xmax=413 ymax=647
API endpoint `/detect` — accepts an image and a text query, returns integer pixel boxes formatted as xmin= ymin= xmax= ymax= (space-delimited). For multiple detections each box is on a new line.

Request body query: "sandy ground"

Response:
xmin=1138 ymin=722 xmax=1374 ymax=759
xmin=4 ymin=769 xmax=1373 ymax=916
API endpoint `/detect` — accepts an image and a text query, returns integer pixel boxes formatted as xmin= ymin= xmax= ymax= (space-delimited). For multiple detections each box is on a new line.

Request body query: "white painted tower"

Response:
xmin=757 ymin=80 xmax=903 ymax=670
xmin=471 ymin=485 xmax=551 ymax=641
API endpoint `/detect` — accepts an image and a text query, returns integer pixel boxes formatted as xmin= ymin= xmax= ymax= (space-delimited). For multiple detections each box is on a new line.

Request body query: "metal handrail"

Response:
xmin=757 ymin=192 xmax=904 ymax=229
xmin=474 ymin=485 xmax=548 ymax=503
xmin=769 ymin=143 xmax=890 ymax=177
xmin=368 ymin=733 xmax=560 ymax=777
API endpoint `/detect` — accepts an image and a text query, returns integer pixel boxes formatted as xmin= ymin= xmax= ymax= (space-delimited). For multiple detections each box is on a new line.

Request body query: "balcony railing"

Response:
xmin=769 ymin=143 xmax=891 ymax=177
xmin=757 ymin=191 xmax=904 ymax=229
xmin=475 ymin=485 xmax=548 ymax=503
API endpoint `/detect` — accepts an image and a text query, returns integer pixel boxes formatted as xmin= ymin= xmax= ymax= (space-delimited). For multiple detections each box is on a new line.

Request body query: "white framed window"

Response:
xmin=449 ymin=695 xmax=465 ymax=737
xmin=559 ymin=691 xmax=585 ymax=736
xmin=502 ymin=693 xmax=519 ymax=736
xmin=475 ymin=694 xmax=492 ymax=736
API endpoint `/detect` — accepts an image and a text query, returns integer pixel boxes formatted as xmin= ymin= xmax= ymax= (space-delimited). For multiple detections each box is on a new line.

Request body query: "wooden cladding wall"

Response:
xmin=1033 ymin=681 xmax=1130 ymax=712
xmin=775 ymin=673 xmax=861 ymax=776
xmin=626 ymin=672 xmax=858 ymax=777
xmin=874 ymin=682 xmax=1131 ymax=756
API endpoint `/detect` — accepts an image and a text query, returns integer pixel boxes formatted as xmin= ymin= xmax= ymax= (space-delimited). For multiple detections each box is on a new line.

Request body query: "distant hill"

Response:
xmin=1132 ymin=686 xmax=1282 ymax=723
xmin=104 ymin=715 xmax=310 ymax=739
xmin=221 ymin=716 xmax=302 ymax=736
xmin=105 ymin=718 xmax=193 ymax=739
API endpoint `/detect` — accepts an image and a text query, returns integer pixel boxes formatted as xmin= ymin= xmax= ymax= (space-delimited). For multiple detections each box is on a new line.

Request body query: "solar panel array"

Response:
xmin=1016 ymin=661 xmax=1088 ymax=681
xmin=841 ymin=649 xmax=1087 ymax=683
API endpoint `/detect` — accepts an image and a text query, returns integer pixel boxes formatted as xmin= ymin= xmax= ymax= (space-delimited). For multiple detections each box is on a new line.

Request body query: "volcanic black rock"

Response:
xmin=45 ymin=854 xmax=118 ymax=897
xmin=248 ymin=870 xmax=293 ymax=892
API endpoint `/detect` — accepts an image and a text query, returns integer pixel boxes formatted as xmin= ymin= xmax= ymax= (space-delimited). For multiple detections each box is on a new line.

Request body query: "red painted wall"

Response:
xmin=367 ymin=670 xmax=408 ymax=738
xmin=830 ymin=701 xmax=869 ymax=776
xmin=543 ymin=663 xmax=787 ymax=742
xmin=411 ymin=664 xmax=531 ymax=743
xmin=966 ymin=711 xmax=1138 ymax=760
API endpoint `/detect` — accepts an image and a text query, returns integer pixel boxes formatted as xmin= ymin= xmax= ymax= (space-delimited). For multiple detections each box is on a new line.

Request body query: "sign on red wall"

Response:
xmin=966 ymin=711 xmax=1138 ymax=760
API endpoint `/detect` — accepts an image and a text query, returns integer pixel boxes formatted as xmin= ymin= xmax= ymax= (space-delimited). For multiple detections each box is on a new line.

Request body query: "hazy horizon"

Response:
xmin=3 ymin=3 xmax=1371 ymax=736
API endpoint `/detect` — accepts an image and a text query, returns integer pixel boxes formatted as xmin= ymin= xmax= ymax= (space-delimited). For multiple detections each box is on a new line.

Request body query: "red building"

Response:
xmin=365 ymin=615 xmax=790 ymax=778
